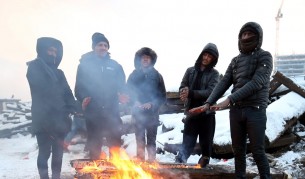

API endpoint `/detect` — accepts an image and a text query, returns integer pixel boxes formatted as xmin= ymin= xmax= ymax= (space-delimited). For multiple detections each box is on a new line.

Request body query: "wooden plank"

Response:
xmin=273 ymin=71 xmax=305 ymax=98
xmin=269 ymin=78 xmax=282 ymax=96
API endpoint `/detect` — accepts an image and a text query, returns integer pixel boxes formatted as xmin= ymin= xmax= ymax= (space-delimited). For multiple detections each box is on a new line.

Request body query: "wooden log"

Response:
xmin=70 ymin=159 xmax=288 ymax=179
xmin=273 ymin=71 xmax=305 ymax=98
xmin=269 ymin=78 xmax=282 ymax=96
xmin=0 ymin=121 xmax=31 ymax=138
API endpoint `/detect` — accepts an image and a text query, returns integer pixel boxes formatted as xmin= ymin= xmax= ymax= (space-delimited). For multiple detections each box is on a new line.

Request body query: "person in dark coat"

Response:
xmin=175 ymin=43 xmax=219 ymax=168
xmin=26 ymin=37 xmax=76 ymax=179
xmin=127 ymin=47 xmax=166 ymax=162
xmin=75 ymin=32 xmax=128 ymax=159
xmin=190 ymin=22 xmax=272 ymax=178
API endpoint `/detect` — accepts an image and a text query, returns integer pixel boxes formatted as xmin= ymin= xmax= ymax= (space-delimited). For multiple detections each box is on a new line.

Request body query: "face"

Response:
xmin=47 ymin=46 xmax=57 ymax=58
xmin=94 ymin=41 xmax=109 ymax=57
xmin=201 ymin=52 xmax=214 ymax=66
xmin=46 ymin=46 xmax=57 ymax=64
xmin=141 ymin=55 xmax=152 ymax=68
xmin=241 ymin=30 xmax=256 ymax=40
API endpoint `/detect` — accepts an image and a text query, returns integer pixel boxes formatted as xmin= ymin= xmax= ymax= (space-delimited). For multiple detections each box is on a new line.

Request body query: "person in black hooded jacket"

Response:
xmin=190 ymin=22 xmax=272 ymax=178
xmin=26 ymin=37 xmax=76 ymax=179
xmin=175 ymin=43 xmax=220 ymax=168
xmin=127 ymin=47 xmax=166 ymax=162
xmin=75 ymin=32 xmax=128 ymax=159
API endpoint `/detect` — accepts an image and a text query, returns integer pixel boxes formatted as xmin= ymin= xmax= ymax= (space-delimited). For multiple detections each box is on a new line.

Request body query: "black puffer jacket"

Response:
xmin=127 ymin=47 xmax=166 ymax=121
xmin=26 ymin=37 xmax=75 ymax=135
xmin=75 ymin=51 xmax=126 ymax=121
xmin=180 ymin=43 xmax=220 ymax=112
xmin=206 ymin=22 xmax=273 ymax=108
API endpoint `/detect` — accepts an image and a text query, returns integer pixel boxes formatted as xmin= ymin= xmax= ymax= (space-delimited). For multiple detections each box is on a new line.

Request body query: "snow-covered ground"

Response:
xmin=1 ymin=77 xmax=305 ymax=178
xmin=1 ymin=90 xmax=305 ymax=179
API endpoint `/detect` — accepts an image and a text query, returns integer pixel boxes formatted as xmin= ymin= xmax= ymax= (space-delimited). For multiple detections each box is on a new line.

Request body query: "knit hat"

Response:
xmin=91 ymin=32 xmax=110 ymax=49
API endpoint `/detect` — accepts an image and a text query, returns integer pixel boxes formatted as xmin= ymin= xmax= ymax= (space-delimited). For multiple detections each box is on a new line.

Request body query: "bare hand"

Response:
xmin=118 ymin=93 xmax=129 ymax=104
xmin=82 ymin=97 xmax=91 ymax=111
xmin=139 ymin=103 xmax=152 ymax=110
xmin=188 ymin=103 xmax=210 ymax=114
xmin=210 ymin=98 xmax=230 ymax=111
xmin=180 ymin=87 xmax=189 ymax=102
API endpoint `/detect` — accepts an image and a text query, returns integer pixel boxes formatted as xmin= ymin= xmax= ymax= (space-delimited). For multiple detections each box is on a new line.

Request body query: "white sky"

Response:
xmin=1 ymin=87 xmax=305 ymax=178
xmin=0 ymin=0 xmax=305 ymax=101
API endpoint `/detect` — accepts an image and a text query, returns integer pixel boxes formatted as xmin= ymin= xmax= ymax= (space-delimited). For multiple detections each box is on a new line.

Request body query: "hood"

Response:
xmin=36 ymin=37 xmax=63 ymax=67
xmin=195 ymin=43 xmax=219 ymax=70
xmin=134 ymin=47 xmax=157 ymax=69
xmin=238 ymin=22 xmax=263 ymax=53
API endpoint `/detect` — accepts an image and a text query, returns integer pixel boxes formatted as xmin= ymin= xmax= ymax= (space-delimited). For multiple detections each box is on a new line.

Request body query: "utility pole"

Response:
xmin=275 ymin=0 xmax=285 ymax=71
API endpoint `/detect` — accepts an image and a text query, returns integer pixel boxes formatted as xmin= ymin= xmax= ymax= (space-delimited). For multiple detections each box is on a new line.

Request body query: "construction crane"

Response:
xmin=274 ymin=0 xmax=285 ymax=70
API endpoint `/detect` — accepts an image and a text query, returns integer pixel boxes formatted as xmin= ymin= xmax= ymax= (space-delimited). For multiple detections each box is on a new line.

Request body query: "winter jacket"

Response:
xmin=180 ymin=43 xmax=220 ymax=113
xmin=26 ymin=37 xmax=75 ymax=136
xmin=75 ymin=51 xmax=126 ymax=122
xmin=127 ymin=47 xmax=166 ymax=121
xmin=206 ymin=22 xmax=273 ymax=108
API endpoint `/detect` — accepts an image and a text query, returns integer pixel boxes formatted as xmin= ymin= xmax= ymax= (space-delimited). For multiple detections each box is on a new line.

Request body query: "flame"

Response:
xmin=109 ymin=147 xmax=153 ymax=179
xmin=79 ymin=147 xmax=160 ymax=179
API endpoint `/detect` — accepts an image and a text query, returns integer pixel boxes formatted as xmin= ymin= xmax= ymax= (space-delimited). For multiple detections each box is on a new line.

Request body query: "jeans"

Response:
xmin=177 ymin=114 xmax=215 ymax=163
xmin=64 ymin=115 xmax=86 ymax=143
xmin=230 ymin=106 xmax=271 ymax=179
xmin=36 ymin=132 xmax=65 ymax=179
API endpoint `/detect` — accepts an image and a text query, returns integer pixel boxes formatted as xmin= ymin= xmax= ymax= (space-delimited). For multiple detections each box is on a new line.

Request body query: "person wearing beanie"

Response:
xmin=75 ymin=32 xmax=129 ymax=159
xmin=175 ymin=43 xmax=220 ymax=168
xmin=190 ymin=22 xmax=273 ymax=178
xmin=127 ymin=47 xmax=166 ymax=162
xmin=26 ymin=37 xmax=76 ymax=179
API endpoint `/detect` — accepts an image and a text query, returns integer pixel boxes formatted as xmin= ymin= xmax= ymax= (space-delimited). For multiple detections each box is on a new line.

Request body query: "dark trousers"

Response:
xmin=178 ymin=114 xmax=215 ymax=162
xmin=64 ymin=115 xmax=86 ymax=144
xmin=134 ymin=114 xmax=159 ymax=161
xmin=36 ymin=132 xmax=65 ymax=179
xmin=85 ymin=113 xmax=122 ymax=160
xmin=230 ymin=106 xmax=271 ymax=179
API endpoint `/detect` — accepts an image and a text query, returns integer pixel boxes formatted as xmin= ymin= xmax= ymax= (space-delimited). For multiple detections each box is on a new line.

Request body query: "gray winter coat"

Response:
xmin=206 ymin=22 xmax=273 ymax=108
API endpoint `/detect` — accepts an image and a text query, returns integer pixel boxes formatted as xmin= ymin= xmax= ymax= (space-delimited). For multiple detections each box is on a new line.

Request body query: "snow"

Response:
xmin=1 ymin=84 xmax=305 ymax=178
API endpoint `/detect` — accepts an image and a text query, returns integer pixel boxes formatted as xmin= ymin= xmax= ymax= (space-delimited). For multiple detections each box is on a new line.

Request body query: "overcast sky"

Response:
xmin=0 ymin=0 xmax=304 ymax=101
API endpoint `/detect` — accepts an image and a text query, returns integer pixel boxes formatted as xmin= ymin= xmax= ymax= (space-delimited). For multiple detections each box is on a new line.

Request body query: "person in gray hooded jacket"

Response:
xmin=127 ymin=47 xmax=166 ymax=162
xmin=27 ymin=37 xmax=76 ymax=179
xmin=175 ymin=43 xmax=219 ymax=168
xmin=190 ymin=22 xmax=272 ymax=178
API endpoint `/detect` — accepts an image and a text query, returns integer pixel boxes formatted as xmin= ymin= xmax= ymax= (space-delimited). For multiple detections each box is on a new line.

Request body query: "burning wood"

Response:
xmin=70 ymin=148 xmax=288 ymax=179
xmin=70 ymin=147 xmax=202 ymax=179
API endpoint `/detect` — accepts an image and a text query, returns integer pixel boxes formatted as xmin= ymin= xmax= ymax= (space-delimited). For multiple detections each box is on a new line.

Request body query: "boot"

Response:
xmin=198 ymin=156 xmax=210 ymax=168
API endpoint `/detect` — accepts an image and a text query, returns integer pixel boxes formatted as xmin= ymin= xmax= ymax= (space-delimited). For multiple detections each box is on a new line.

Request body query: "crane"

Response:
xmin=274 ymin=0 xmax=285 ymax=70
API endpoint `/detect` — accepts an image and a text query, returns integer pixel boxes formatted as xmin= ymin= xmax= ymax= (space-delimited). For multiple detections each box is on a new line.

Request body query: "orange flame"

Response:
xmin=79 ymin=147 xmax=159 ymax=179
xmin=109 ymin=147 xmax=153 ymax=179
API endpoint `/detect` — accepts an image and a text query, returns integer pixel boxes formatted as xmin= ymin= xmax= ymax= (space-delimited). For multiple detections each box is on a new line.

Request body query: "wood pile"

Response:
xmin=0 ymin=100 xmax=32 ymax=138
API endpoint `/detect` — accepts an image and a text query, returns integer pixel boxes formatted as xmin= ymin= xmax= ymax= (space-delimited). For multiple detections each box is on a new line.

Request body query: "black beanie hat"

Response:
xmin=92 ymin=32 xmax=110 ymax=49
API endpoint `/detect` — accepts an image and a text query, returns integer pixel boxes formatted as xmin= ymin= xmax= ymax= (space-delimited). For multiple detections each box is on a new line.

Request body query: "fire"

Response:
xmin=78 ymin=147 xmax=159 ymax=179
xmin=109 ymin=147 xmax=153 ymax=179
